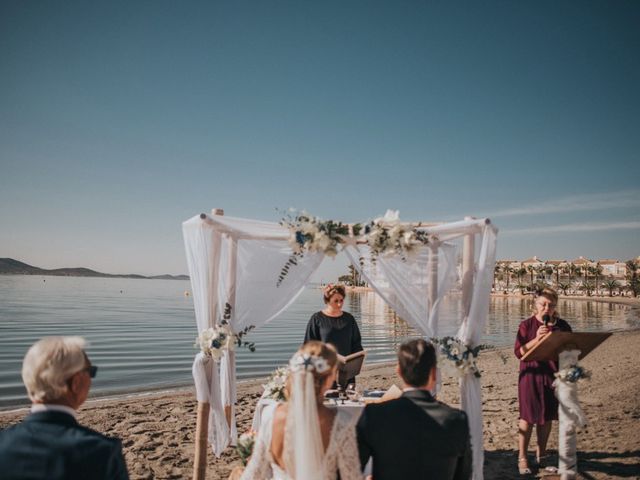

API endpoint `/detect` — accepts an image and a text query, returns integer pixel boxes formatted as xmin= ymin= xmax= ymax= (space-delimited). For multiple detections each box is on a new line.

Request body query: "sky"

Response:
xmin=1 ymin=1 xmax=638 ymax=278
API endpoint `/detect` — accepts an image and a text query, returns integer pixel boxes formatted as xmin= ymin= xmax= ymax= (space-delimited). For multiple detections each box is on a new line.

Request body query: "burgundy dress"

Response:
xmin=514 ymin=316 xmax=572 ymax=424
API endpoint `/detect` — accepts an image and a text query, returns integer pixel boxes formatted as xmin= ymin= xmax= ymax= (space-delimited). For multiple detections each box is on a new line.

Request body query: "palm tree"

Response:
xmin=588 ymin=263 xmax=603 ymax=296
xmin=579 ymin=280 xmax=595 ymax=297
xmin=347 ymin=264 xmax=363 ymax=287
xmin=558 ymin=282 xmax=571 ymax=295
xmin=514 ymin=283 xmax=528 ymax=295
xmin=516 ymin=267 xmax=527 ymax=285
xmin=552 ymin=264 xmax=561 ymax=286
xmin=603 ymin=278 xmax=620 ymax=297
xmin=493 ymin=264 xmax=502 ymax=291
xmin=503 ymin=265 xmax=514 ymax=291
xmin=626 ymin=260 xmax=639 ymax=297
xmin=567 ymin=263 xmax=578 ymax=283
xmin=526 ymin=265 xmax=536 ymax=286
xmin=534 ymin=264 xmax=547 ymax=284
xmin=573 ymin=265 xmax=582 ymax=283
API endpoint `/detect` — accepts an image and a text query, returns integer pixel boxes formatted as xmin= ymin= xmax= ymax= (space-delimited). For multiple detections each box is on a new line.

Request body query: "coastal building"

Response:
xmin=494 ymin=256 xmax=633 ymax=289
xmin=599 ymin=259 xmax=626 ymax=277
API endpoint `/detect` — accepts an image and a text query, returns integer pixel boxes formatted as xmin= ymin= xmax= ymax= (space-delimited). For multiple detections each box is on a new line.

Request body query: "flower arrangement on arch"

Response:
xmin=555 ymin=364 xmax=591 ymax=383
xmin=277 ymin=210 xmax=351 ymax=286
xmin=431 ymin=336 xmax=483 ymax=378
xmin=364 ymin=210 xmax=430 ymax=262
xmin=194 ymin=303 xmax=256 ymax=360
xmin=276 ymin=209 xmax=431 ymax=286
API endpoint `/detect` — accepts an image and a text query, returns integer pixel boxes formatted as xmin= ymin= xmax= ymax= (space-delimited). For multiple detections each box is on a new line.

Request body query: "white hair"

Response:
xmin=21 ymin=336 xmax=87 ymax=403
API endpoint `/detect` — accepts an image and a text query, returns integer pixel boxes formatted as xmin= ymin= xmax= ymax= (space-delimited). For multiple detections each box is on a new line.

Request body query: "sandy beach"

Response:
xmin=1 ymin=329 xmax=639 ymax=479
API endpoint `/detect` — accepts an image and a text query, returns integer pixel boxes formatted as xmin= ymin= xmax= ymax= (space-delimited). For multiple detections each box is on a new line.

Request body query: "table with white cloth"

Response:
xmin=251 ymin=397 xmax=364 ymax=432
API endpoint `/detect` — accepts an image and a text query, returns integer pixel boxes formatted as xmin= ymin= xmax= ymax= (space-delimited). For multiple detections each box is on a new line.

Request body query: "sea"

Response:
xmin=1 ymin=275 xmax=638 ymax=409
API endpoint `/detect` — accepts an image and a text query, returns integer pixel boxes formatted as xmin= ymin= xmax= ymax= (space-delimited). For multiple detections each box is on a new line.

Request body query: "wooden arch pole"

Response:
xmin=224 ymin=233 xmax=238 ymax=427
xmin=428 ymin=242 xmax=439 ymax=331
xmin=461 ymin=216 xmax=476 ymax=320
xmin=192 ymin=208 xmax=225 ymax=480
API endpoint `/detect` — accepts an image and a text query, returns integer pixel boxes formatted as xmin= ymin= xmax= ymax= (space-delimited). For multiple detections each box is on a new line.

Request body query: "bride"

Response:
xmin=240 ymin=341 xmax=362 ymax=480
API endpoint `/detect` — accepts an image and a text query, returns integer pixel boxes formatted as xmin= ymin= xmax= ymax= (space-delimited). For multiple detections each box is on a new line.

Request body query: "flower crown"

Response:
xmin=289 ymin=353 xmax=330 ymax=374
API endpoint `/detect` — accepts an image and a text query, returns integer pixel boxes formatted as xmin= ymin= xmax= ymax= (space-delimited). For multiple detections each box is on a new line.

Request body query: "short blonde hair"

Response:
xmin=21 ymin=336 xmax=87 ymax=403
xmin=532 ymin=287 xmax=559 ymax=317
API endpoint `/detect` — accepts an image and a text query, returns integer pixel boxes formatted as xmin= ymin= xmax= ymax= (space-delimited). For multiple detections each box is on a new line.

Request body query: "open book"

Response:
xmin=336 ymin=350 xmax=366 ymax=386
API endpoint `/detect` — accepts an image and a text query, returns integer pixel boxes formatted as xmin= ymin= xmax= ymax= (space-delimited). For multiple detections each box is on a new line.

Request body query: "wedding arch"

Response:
xmin=182 ymin=208 xmax=497 ymax=480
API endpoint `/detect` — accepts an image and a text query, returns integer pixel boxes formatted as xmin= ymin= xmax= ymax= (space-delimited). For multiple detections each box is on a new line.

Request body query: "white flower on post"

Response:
xmin=383 ymin=209 xmax=400 ymax=223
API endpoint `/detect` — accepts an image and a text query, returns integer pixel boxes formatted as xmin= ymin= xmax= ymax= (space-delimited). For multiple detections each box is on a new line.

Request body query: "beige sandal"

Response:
xmin=518 ymin=457 xmax=532 ymax=475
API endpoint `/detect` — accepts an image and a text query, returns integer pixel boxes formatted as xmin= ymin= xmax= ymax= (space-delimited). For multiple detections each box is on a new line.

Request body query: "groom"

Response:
xmin=356 ymin=338 xmax=472 ymax=480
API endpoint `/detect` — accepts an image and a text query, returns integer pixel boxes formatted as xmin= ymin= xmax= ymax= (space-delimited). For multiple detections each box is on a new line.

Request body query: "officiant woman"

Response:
xmin=514 ymin=287 xmax=572 ymax=475
xmin=304 ymin=284 xmax=363 ymax=384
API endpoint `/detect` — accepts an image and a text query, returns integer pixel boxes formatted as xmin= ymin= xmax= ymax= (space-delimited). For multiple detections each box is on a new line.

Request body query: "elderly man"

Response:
xmin=0 ymin=336 xmax=129 ymax=479
xmin=356 ymin=338 xmax=472 ymax=480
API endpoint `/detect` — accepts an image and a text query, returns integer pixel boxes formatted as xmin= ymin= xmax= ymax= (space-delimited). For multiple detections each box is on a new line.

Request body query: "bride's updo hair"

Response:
xmin=322 ymin=284 xmax=346 ymax=304
xmin=286 ymin=341 xmax=338 ymax=401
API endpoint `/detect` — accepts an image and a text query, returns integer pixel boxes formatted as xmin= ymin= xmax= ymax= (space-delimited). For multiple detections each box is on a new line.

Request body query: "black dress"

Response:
xmin=304 ymin=311 xmax=363 ymax=385
xmin=304 ymin=311 xmax=363 ymax=357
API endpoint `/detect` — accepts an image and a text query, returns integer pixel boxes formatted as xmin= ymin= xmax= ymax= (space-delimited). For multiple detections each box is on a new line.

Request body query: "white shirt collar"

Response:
xmin=31 ymin=403 xmax=77 ymax=419
xmin=402 ymin=386 xmax=419 ymax=392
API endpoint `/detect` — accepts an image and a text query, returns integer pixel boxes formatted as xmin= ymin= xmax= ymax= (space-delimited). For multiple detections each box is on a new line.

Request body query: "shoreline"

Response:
xmin=1 ymin=330 xmax=638 ymax=479
xmin=344 ymin=284 xmax=640 ymax=308
xmin=491 ymin=291 xmax=640 ymax=307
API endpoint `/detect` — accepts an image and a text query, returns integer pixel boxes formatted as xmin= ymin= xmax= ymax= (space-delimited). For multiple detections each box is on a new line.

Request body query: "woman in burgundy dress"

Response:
xmin=514 ymin=287 xmax=571 ymax=475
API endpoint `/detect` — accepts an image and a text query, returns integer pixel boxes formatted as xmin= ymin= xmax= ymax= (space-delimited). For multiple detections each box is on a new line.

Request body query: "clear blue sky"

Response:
xmin=1 ymin=1 xmax=638 ymax=277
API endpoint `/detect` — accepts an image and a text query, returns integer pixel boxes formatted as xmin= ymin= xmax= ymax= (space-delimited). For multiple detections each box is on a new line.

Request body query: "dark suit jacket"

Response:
xmin=0 ymin=410 xmax=129 ymax=480
xmin=357 ymin=389 xmax=472 ymax=480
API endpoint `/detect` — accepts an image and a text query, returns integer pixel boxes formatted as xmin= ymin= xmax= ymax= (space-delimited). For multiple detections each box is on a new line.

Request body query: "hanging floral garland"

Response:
xmin=277 ymin=209 xmax=430 ymax=286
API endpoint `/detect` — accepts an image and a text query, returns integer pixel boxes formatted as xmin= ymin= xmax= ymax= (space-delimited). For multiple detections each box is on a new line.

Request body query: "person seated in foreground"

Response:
xmin=0 ymin=336 xmax=129 ymax=480
xmin=356 ymin=338 xmax=472 ymax=480
xmin=239 ymin=341 xmax=362 ymax=480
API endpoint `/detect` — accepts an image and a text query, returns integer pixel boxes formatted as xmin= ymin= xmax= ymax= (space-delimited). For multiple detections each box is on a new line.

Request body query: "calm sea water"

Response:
xmin=1 ymin=275 xmax=638 ymax=409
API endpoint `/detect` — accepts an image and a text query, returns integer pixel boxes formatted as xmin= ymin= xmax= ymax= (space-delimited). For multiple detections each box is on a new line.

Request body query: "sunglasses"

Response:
xmin=83 ymin=365 xmax=98 ymax=378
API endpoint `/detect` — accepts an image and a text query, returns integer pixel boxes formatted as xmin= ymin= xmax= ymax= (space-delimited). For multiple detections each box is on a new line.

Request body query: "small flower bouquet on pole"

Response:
xmin=236 ymin=430 xmax=257 ymax=466
xmin=431 ymin=336 xmax=483 ymax=378
xmin=262 ymin=366 xmax=289 ymax=402
xmin=194 ymin=303 xmax=256 ymax=360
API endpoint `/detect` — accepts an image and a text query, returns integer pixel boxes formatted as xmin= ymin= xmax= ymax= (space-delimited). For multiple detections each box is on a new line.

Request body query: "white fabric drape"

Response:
xmin=183 ymin=214 xmax=323 ymax=454
xmin=554 ymin=350 xmax=585 ymax=477
xmin=456 ymin=224 xmax=498 ymax=480
xmin=343 ymin=242 xmax=458 ymax=339
xmin=192 ymin=353 xmax=229 ymax=455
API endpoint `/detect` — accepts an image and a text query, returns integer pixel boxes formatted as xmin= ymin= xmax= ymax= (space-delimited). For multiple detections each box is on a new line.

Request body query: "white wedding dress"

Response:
xmin=240 ymin=403 xmax=363 ymax=480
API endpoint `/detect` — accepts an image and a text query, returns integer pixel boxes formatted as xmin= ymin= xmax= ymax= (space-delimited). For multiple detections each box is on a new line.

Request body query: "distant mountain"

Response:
xmin=0 ymin=258 xmax=189 ymax=281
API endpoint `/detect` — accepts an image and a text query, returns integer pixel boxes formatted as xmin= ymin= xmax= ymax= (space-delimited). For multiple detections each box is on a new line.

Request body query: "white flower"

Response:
xmin=289 ymin=353 xmax=330 ymax=373
xmin=375 ymin=209 xmax=400 ymax=224
xmin=314 ymin=231 xmax=332 ymax=252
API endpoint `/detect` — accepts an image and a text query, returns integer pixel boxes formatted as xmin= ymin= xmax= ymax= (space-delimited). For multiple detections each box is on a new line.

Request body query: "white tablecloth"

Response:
xmin=251 ymin=396 xmax=364 ymax=432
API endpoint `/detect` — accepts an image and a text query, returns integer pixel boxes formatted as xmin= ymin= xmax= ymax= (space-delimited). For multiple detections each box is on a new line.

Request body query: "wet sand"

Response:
xmin=1 ymin=329 xmax=639 ymax=479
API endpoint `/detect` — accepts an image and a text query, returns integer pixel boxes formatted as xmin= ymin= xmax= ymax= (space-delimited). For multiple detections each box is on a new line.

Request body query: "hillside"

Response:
xmin=0 ymin=258 xmax=188 ymax=280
